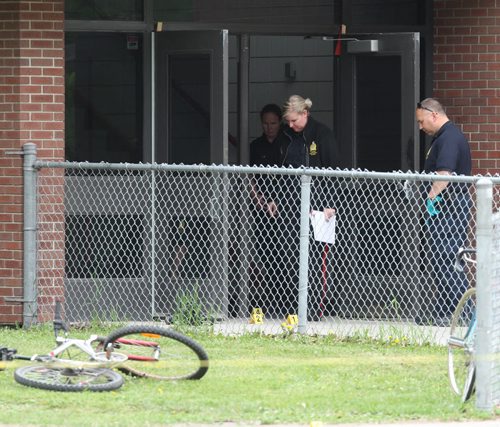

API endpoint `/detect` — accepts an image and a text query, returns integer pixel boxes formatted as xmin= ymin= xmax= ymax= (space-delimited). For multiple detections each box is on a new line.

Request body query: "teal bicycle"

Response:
xmin=447 ymin=247 xmax=476 ymax=402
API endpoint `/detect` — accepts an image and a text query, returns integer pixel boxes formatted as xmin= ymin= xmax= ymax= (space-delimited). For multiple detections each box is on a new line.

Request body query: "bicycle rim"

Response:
xmin=103 ymin=325 xmax=209 ymax=380
xmin=462 ymin=365 xmax=476 ymax=402
xmin=448 ymin=288 xmax=476 ymax=397
xmin=14 ymin=365 xmax=124 ymax=392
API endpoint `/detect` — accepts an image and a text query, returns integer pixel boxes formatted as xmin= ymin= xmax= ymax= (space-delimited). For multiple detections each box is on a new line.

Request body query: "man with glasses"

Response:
xmin=415 ymin=98 xmax=472 ymax=326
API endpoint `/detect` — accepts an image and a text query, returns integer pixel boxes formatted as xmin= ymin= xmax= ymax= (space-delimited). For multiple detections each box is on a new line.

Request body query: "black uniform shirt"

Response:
xmin=424 ymin=120 xmax=471 ymax=194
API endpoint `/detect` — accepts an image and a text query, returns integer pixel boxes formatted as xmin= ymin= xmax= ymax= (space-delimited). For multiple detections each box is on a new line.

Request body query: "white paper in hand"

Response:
xmin=310 ymin=210 xmax=336 ymax=244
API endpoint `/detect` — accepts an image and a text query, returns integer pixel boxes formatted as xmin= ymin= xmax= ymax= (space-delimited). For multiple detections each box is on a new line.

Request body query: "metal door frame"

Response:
xmin=336 ymin=32 xmax=420 ymax=171
xmin=153 ymin=30 xmax=228 ymax=165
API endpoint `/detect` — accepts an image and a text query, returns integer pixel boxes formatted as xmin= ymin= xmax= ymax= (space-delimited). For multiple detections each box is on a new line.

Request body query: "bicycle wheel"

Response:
xmin=103 ymin=325 xmax=209 ymax=380
xmin=462 ymin=364 xmax=476 ymax=402
xmin=448 ymin=288 xmax=476 ymax=401
xmin=14 ymin=365 xmax=124 ymax=392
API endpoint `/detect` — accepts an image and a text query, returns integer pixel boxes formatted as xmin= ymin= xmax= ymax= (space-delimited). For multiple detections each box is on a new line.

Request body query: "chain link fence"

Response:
xmin=30 ymin=157 xmax=494 ymax=342
xmin=8 ymin=142 xmax=497 ymax=410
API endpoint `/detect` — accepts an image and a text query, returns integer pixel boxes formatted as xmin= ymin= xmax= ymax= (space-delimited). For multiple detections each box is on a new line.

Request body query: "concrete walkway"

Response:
xmin=213 ymin=317 xmax=450 ymax=345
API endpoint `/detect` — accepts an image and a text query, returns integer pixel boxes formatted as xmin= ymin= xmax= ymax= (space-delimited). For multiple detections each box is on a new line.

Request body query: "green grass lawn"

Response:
xmin=0 ymin=325 xmax=496 ymax=426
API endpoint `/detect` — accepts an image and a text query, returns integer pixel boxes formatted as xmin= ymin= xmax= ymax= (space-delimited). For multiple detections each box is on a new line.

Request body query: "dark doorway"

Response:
xmin=155 ymin=30 xmax=228 ymax=165
xmin=336 ymin=32 xmax=419 ymax=171
xmin=357 ymin=56 xmax=401 ymax=171
xmin=168 ymin=54 xmax=211 ymax=164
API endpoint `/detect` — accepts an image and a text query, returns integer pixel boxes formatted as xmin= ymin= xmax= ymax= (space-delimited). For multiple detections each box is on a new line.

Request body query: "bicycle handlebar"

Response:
xmin=454 ymin=247 xmax=476 ymax=273
xmin=0 ymin=347 xmax=17 ymax=361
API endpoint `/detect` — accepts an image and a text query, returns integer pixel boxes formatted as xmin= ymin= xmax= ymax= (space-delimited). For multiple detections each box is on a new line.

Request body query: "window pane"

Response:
xmin=169 ymin=55 xmax=211 ymax=164
xmin=65 ymin=214 xmax=144 ymax=279
xmin=350 ymin=0 xmax=425 ymax=26
xmin=65 ymin=33 xmax=143 ymax=163
xmin=357 ymin=56 xmax=401 ymax=171
xmin=153 ymin=0 xmax=335 ymax=27
xmin=65 ymin=0 xmax=143 ymax=21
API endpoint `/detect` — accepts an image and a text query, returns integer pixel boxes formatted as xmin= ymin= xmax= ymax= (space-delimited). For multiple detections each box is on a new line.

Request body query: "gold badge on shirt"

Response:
xmin=310 ymin=141 xmax=317 ymax=156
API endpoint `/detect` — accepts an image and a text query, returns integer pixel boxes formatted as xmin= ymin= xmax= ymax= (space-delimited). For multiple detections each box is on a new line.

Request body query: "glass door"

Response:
xmin=336 ymin=32 xmax=420 ymax=171
xmin=155 ymin=30 xmax=228 ymax=164
xmin=333 ymin=33 xmax=422 ymax=320
xmin=153 ymin=30 xmax=230 ymax=320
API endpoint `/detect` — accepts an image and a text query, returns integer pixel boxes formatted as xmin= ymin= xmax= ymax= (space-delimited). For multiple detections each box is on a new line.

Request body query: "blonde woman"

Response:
xmin=281 ymin=95 xmax=338 ymax=170
xmin=278 ymin=95 xmax=339 ymax=321
xmin=281 ymin=94 xmax=337 ymax=223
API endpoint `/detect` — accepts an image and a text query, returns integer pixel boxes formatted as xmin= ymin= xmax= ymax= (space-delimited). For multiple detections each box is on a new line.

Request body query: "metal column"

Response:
xmin=23 ymin=143 xmax=38 ymax=327
xmin=475 ymin=177 xmax=493 ymax=411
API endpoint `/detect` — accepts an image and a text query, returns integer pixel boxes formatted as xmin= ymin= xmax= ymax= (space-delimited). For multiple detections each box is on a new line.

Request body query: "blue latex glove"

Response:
xmin=426 ymin=196 xmax=442 ymax=216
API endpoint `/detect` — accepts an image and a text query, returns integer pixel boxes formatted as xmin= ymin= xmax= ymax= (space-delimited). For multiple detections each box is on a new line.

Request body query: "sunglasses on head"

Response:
xmin=417 ymin=102 xmax=434 ymax=113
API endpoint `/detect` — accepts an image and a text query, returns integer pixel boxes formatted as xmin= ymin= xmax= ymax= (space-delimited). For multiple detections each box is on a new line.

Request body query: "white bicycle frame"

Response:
xmin=31 ymin=334 xmax=128 ymax=369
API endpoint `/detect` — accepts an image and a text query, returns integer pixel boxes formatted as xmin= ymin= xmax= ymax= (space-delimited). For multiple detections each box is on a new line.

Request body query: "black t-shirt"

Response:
xmin=423 ymin=120 xmax=471 ymax=194
xmin=250 ymin=134 xmax=282 ymax=167
xmin=424 ymin=121 xmax=471 ymax=175
xmin=250 ymin=133 xmax=283 ymax=203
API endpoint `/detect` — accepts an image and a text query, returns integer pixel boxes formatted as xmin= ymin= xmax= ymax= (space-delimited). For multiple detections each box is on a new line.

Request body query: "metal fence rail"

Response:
xmin=23 ymin=145 xmax=500 ymax=410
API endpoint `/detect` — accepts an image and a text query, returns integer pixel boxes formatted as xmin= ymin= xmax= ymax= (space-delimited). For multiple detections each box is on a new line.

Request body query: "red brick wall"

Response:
xmin=0 ymin=0 xmax=65 ymax=324
xmin=0 ymin=1 xmax=496 ymax=324
xmin=434 ymin=0 xmax=500 ymax=175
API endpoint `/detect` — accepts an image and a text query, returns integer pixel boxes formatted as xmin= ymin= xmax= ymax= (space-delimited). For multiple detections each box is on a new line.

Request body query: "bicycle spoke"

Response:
xmin=14 ymin=365 xmax=124 ymax=392
xmin=104 ymin=325 xmax=209 ymax=380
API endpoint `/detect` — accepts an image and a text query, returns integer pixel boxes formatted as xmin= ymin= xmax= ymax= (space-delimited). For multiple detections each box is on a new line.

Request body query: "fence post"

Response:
xmin=23 ymin=143 xmax=38 ymax=328
xmin=298 ymin=174 xmax=311 ymax=333
xmin=475 ymin=177 xmax=493 ymax=411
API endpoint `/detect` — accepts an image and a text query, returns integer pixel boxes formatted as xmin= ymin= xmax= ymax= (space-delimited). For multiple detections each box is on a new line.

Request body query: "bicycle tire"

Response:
xmin=103 ymin=325 xmax=209 ymax=380
xmin=462 ymin=365 xmax=476 ymax=402
xmin=448 ymin=288 xmax=476 ymax=400
xmin=14 ymin=365 xmax=124 ymax=392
